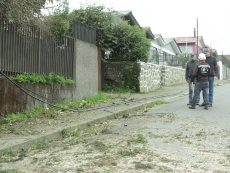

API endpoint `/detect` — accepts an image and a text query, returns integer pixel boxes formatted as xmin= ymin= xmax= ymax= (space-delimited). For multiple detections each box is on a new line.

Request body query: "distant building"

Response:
xmin=174 ymin=36 xmax=206 ymax=56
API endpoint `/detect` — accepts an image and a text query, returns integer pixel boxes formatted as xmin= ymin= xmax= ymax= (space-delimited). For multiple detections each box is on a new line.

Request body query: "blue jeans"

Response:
xmin=201 ymin=76 xmax=214 ymax=104
xmin=208 ymin=76 xmax=214 ymax=104
xmin=188 ymin=78 xmax=200 ymax=103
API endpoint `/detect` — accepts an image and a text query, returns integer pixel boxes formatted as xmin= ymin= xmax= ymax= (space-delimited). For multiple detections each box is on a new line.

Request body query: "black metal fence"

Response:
xmin=149 ymin=47 xmax=186 ymax=68
xmin=0 ymin=21 xmax=75 ymax=78
xmin=72 ymin=21 xmax=96 ymax=45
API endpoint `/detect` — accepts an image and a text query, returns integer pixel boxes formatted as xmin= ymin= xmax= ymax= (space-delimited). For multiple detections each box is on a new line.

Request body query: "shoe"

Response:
xmin=189 ymin=106 xmax=196 ymax=109
xmin=196 ymin=103 xmax=199 ymax=105
xmin=209 ymin=104 xmax=212 ymax=107
xmin=204 ymin=107 xmax=209 ymax=110
xmin=187 ymin=103 xmax=192 ymax=105
xmin=199 ymin=102 xmax=205 ymax=107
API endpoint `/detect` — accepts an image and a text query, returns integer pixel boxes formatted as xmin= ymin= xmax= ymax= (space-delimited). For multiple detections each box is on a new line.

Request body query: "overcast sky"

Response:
xmin=67 ymin=0 xmax=230 ymax=54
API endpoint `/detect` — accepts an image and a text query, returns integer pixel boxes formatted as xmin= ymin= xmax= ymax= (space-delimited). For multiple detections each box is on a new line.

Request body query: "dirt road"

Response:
xmin=1 ymin=83 xmax=230 ymax=173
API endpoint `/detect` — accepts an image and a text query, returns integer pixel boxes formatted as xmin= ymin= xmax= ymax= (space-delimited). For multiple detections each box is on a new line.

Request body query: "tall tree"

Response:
xmin=0 ymin=0 xmax=53 ymax=26
xmin=68 ymin=4 xmax=116 ymax=50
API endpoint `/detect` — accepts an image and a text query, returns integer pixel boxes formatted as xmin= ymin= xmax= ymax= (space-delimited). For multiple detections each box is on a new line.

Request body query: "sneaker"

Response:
xmin=187 ymin=103 xmax=192 ymax=105
xmin=209 ymin=104 xmax=212 ymax=107
xmin=199 ymin=102 xmax=205 ymax=107
xmin=204 ymin=107 xmax=209 ymax=110
xmin=189 ymin=106 xmax=196 ymax=109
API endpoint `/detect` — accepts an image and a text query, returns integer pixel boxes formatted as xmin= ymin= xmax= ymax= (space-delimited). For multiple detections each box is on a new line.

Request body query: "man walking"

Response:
xmin=189 ymin=53 xmax=210 ymax=110
xmin=185 ymin=52 xmax=200 ymax=105
xmin=199 ymin=47 xmax=218 ymax=107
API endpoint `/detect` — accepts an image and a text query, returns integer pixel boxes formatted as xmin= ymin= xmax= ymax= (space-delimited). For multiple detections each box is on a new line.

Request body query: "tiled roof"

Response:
xmin=174 ymin=36 xmax=203 ymax=43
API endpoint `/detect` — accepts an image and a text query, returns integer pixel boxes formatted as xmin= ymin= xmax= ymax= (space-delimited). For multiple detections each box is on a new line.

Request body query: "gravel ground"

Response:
xmin=1 ymin=103 xmax=230 ymax=173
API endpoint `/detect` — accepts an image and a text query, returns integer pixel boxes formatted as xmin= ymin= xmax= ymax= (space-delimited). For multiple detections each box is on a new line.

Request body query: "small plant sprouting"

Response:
xmin=61 ymin=129 xmax=80 ymax=138
xmin=127 ymin=134 xmax=148 ymax=145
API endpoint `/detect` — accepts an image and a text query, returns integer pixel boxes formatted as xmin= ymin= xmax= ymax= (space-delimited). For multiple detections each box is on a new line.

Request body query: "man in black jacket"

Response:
xmin=185 ymin=53 xmax=200 ymax=105
xmin=199 ymin=47 xmax=218 ymax=107
xmin=189 ymin=53 xmax=210 ymax=110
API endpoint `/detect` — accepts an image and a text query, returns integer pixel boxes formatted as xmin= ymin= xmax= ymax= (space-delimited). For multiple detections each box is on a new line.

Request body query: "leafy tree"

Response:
xmin=108 ymin=20 xmax=151 ymax=62
xmin=46 ymin=3 xmax=151 ymax=62
xmin=43 ymin=0 xmax=70 ymax=37
xmin=0 ymin=0 xmax=54 ymax=26
xmin=212 ymin=49 xmax=218 ymax=57
xmin=68 ymin=4 xmax=117 ymax=50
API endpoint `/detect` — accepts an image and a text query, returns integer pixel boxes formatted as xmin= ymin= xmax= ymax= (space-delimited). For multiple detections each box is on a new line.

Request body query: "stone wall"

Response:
xmin=104 ymin=62 xmax=186 ymax=93
xmin=222 ymin=64 xmax=230 ymax=79
xmin=161 ymin=65 xmax=185 ymax=86
xmin=138 ymin=62 xmax=161 ymax=92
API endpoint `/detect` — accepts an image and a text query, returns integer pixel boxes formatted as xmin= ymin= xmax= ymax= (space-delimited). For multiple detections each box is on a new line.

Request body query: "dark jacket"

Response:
xmin=191 ymin=62 xmax=210 ymax=82
xmin=205 ymin=55 xmax=218 ymax=77
xmin=185 ymin=59 xmax=199 ymax=80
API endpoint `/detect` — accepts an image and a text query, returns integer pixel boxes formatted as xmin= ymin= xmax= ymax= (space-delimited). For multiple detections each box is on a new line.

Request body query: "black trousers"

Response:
xmin=192 ymin=82 xmax=209 ymax=107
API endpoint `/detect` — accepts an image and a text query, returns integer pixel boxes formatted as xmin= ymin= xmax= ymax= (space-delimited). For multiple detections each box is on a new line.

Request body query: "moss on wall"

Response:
xmin=104 ymin=62 xmax=140 ymax=92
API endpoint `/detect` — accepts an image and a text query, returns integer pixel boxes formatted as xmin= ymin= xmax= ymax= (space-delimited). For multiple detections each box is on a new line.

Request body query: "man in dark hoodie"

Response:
xmin=185 ymin=52 xmax=200 ymax=105
xmin=199 ymin=47 xmax=218 ymax=107
xmin=189 ymin=53 xmax=210 ymax=110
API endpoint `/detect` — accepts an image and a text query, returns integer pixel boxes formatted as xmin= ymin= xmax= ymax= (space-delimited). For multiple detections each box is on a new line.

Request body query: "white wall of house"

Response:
xmin=163 ymin=43 xmax=176 ymax=55
xmin=218 ymin=61 xmax=223 ymax=80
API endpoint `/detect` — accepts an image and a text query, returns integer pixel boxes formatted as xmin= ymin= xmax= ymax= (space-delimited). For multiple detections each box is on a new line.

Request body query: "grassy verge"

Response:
xmin=2 ymin=91 xmax=112 ymax=123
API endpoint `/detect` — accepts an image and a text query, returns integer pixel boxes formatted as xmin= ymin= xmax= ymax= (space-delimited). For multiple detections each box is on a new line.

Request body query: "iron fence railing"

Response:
xmin=0 ymin=21 xmax=77 ymax=78
xmin=149 ymin=48 xmax=186 ymax=68
xmin=72 ymin=21 xmax=96 ymax=45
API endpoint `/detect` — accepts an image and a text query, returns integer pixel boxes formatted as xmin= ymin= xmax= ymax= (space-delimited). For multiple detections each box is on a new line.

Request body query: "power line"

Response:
xmin=0 ymin=71 xmax=78 ymax=112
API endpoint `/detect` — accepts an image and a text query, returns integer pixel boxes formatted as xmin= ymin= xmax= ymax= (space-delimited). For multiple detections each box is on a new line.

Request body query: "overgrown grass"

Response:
xmin=102 ymin=84 xmax=136 ymax=93
xmin=0 ymin=150 xmax=26 ymax=163
xmin=63 ymin=91 xmax=113 ymax=108
xmin=10 ymin=72 xmax=75 ymax=85
xmin=4 ymin=91 xmax=112 ymax=123
xmin=5 ymin=107 xmax=55 ymax=123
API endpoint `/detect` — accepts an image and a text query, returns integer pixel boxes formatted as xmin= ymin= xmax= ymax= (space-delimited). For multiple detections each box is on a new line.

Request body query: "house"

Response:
xmin=115 ymin=10 xmax=141 ymax=27
xmin=113 ymin=11 xmax=182 ymax=65
xmin=174 ymin=36 xmax=206 ymax=56
xmin=149 ymin=34 xmax=182 ymax=65
xmin=116 ymin=11 xmax=155 ymax=40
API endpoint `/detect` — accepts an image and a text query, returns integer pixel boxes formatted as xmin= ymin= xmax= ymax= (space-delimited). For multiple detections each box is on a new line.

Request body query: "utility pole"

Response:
xmin=196 ymin=17 xmax=198 ymax=56
xmin=186 ymin=37 xmax=187 ymax=58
